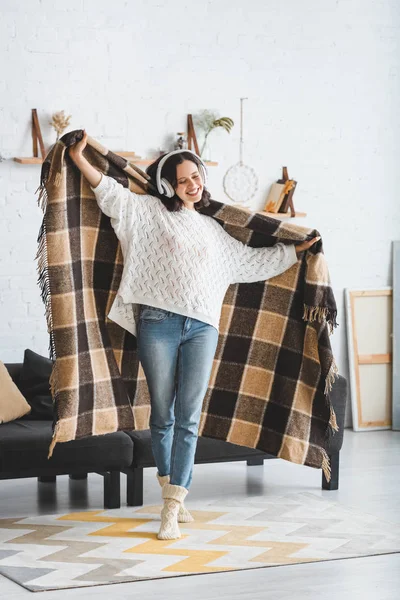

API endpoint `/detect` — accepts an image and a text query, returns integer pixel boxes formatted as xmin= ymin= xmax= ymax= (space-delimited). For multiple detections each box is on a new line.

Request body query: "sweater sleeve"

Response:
xmin=232 ymin=241 xmax=298 ymax=283
xmin=90 ymin=173 xmax=141 ymax=237
xmin=211 ymin=220 xmax=298 ymax=284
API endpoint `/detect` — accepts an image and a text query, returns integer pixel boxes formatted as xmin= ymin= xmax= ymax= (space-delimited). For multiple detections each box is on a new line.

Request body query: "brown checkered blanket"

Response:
xmin=36 ymin=130 xmax=339 ymax=480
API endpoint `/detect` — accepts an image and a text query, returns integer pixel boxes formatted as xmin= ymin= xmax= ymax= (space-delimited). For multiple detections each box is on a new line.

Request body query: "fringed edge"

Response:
xmin=329 ymin=403 xmax=339 ymax=432
xmin=46 ymin=364 xmax=59 ymax=459
xmin=303 ymin=304 xmax=338 ymax=336
xmin=35 ymin=218 xmax=56 ymax=362
xmin=34 ymin=145 xmax=64 ymax=212
xmin=323 ymin=358 xmax=340 ymax=446
xmin=321 ymin=449 xmax=331 ymax=482
xmin=49 ymin=360 xmax=57 ymax=398
xmin=47 ymin=419 xmax=60 ymax=459
xmin=324 ymin=357 xmax=340 ymax=396
xmin=35 ymin=162 xmax=60 ymax=460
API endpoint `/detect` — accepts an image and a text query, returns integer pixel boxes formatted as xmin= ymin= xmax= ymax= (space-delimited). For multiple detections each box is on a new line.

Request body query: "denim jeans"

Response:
xmin=137 ymin=304 xmax=219 ymax=490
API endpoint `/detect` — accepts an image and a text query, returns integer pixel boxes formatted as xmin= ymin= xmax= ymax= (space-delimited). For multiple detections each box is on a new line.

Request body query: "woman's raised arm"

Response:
xmin=68 ymin=130 xmax=102 ymax=188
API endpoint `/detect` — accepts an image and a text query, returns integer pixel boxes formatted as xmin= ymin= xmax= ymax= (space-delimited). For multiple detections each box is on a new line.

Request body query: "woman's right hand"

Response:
xmin=68 ymin=129 xmax=88 ymax=162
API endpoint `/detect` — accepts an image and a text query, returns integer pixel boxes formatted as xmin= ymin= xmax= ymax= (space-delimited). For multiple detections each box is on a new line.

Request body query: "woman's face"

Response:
xmin=174 ymin=160 xmax=204 ymax=207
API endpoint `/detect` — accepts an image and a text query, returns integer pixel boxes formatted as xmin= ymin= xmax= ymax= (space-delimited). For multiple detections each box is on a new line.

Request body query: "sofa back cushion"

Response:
xmin=19 ymin=349 xmax=54 ymax=420
xmin=0 ymin=361 xmax=32 ymax=423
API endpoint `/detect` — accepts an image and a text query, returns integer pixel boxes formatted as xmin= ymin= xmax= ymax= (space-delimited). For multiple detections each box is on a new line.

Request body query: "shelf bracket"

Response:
xmin=32 ymin=108 xmax=46 ymax=159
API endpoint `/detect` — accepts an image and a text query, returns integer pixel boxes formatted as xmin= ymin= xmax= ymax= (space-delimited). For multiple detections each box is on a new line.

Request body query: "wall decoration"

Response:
xmin=223 ymin=97 xmax=258 ymax=208
xmin=193 ymin=109 xmax=234 ymax=160
xmin=49 ymin=110 xmax=71 ymax=142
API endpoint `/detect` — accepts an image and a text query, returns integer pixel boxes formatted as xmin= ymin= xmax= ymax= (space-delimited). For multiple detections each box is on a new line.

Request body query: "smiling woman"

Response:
xmin=67 ymin=136 xmax=308 ymax=542
xmin=176 ymin=164 xmax=203 ymax=206
xmin=145 ymin=150 xmax=212 ymax=212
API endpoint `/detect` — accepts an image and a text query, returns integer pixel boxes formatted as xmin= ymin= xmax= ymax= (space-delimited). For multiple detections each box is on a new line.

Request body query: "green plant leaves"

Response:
xmin=212 ymin=117 xmax=234 ymax=133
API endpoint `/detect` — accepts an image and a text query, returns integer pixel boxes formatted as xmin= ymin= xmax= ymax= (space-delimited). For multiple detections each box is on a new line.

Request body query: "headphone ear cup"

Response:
xmin=160 ymin=178 xmax=175 ymax=198
xmin=200 ymin=164 xmax=208 ymax=187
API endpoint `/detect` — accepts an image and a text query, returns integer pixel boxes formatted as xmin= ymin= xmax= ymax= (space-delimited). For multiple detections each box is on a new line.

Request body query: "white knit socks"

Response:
xmin=156 ymin=473 xmax=194 ymax=523
xmin=157 ymin=483 xmax=188 ymax=540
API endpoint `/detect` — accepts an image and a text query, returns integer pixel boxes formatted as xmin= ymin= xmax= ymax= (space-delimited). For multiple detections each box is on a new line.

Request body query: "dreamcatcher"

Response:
xmin=223 ymin=97 xmax=258 ymax=208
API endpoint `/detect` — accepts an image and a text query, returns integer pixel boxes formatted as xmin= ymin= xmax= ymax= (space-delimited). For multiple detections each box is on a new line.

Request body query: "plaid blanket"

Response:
xmin=36 ymin=129 xmax=339 ymax=480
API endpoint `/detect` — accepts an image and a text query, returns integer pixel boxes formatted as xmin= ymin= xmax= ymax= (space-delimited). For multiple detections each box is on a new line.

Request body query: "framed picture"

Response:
xmin=345 ymin=287 xmax=393 ymax=431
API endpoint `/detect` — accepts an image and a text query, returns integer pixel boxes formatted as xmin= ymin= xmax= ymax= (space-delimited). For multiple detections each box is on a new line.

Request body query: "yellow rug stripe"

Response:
xmin=58 ymin=510 xmax=313 ymax=568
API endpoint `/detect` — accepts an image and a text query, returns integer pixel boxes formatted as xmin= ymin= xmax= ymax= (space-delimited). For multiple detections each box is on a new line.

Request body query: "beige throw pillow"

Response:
xmin=0 ymin=361 xmax=32 ymax=423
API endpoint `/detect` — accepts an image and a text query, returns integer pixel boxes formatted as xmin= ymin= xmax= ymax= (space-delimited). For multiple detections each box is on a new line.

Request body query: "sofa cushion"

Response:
xmin=0 ymin=420 xmax=134 ymax=474
xmin=19 ymin=349 xmax=54 ymax=421
xmin=125 ymin=430 xmax=270 ymax=468
xmin=0 ymin=361 xmax=32 ymax=423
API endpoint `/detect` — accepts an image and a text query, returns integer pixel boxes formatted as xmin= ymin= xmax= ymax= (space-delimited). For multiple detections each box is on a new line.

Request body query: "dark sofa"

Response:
xmin=1 ymin=358 xmax=347 ymax=510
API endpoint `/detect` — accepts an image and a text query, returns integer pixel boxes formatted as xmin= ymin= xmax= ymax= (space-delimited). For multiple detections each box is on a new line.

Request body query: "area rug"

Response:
xmin=0 ymin=492 xmax=399 ymax=592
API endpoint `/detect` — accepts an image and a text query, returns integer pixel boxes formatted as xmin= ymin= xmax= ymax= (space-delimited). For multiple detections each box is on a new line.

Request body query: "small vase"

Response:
xmin=201 ymin=137 xmax=211 ymax=162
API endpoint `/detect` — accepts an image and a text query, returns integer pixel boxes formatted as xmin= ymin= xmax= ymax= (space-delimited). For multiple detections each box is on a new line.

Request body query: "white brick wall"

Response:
xmin=1 ymin=0 xmax=399 ymax=426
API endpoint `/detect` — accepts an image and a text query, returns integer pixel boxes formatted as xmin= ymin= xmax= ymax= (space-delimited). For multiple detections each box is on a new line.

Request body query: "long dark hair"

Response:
xmin=146 ymin=151 xmax=211 ymax=212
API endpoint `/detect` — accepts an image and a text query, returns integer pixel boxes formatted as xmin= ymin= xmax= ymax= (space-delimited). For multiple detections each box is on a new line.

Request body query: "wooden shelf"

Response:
xmin=13 ymin=153 xmax=219 ymax=167
xmin=14 ymin=157 xmax=43 ymax=164
xmin=236 ymin=205 xmax=307 ymax=219
xmin=116 ymin=152 xmax=218 ymax=166
xmin=259 ymin=210 xmax=307 ymax=219
xmin=133 ymin=159 xmax=218 ymax=166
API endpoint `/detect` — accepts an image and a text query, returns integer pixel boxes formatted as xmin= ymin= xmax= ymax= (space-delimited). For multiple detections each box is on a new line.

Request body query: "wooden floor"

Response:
xmin=1 ymin=429 xmax=399 ymax=599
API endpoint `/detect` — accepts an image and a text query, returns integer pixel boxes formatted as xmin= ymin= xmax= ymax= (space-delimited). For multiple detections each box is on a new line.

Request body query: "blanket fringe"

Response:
xmin=303 ymin=304 xmax=338 ymax=335
xmin=324 ymin=357 xmax=340 ymax=396
xmin=329 ymin=403 xmax=339 ymax=432
xmin=321 ymin=449 xmax=331 ymax=482
xmin=35 ymin=218 xmax=56 ymax=362
xmin=49 ymin=361 xmax=57 ymax=398
xmin=47 ymin=419 xmax=60 ymax=459
xmin=35 ymin=156 xmax=59 ymax=461
xmin=35 ymin=151 xmax=60 ymax=363
xmin=47 ymin=362 xmax=60 ymax=459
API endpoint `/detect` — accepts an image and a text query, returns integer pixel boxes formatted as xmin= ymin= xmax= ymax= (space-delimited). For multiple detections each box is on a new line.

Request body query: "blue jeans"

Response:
xmin=137 ymin=305 xmax=219 ymax=490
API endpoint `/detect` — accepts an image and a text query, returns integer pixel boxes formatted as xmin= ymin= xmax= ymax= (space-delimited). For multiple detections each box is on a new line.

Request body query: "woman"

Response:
xmin=69 ymin=130 xmax=319 ymax=540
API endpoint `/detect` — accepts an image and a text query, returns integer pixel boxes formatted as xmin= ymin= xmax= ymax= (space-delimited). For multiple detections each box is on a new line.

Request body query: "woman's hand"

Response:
xmin=295 ymin=236 xmax=321 ymax=256
xmin=67 ymin=130 xmax=102 ymax=188
xmin=68 ymin=129 xmax=88 ymax=162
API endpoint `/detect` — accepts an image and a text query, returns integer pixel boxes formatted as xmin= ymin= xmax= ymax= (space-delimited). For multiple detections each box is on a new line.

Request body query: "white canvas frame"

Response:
xmin=345 ymin=287 xmax=393 ymax=431
xmin=393 ymin=242 xmax=400 ymax=430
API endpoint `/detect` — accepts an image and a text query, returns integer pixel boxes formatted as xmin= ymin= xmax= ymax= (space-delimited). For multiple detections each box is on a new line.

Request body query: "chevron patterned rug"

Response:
xmin=0 ymin=491 xmax=399 ymax=592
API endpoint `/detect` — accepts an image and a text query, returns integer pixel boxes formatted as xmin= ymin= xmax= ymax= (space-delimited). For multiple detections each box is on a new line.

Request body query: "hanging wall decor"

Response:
xmin=223 ymin=97 xmax=258 ymax=208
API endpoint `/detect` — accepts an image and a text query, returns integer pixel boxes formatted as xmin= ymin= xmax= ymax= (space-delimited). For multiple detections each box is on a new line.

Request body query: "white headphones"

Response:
xmin=155 ymin=149 xmax=208 ymax=198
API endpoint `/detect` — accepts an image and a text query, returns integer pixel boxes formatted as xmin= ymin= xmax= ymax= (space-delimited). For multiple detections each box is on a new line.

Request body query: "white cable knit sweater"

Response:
xmin=90 ymin=174 xmax=298 ymax=336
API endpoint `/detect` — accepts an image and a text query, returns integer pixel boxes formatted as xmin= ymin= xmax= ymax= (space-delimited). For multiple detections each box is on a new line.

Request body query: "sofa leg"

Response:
xmin=247 ymin=458 xmax=264 ymax=466
xmin=69 ymin=473 xmax=88 ymax=480
xmin=127 ymin=468 xmax=144 ymax=506
xmin=322 ymin=452 xmax=339 ymax=490
xmin=103 ymin=471 xmax=121 ymax=509
xmin=38 ymin=475 xmax=56 ymax=483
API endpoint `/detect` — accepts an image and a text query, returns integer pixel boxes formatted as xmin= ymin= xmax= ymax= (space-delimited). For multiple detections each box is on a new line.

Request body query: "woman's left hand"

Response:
xmin=295 ymin=236 xmax=321 ymax=256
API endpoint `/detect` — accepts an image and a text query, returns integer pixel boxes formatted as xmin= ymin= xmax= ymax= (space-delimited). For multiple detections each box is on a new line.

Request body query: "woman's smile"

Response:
xmin=175 ymin=160 xmax=204 ymax=207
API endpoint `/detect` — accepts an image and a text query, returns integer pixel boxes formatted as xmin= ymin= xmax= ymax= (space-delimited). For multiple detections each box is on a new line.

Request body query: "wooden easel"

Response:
xmin=187 ymin=114 xmax=200 ymax=155
xmin=278 ymin=166 xmax=297 ymax=217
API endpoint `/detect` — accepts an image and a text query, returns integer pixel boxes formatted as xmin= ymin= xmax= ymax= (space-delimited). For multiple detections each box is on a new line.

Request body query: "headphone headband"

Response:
xmin=156 ymin=149 xmax=208 ymax=198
